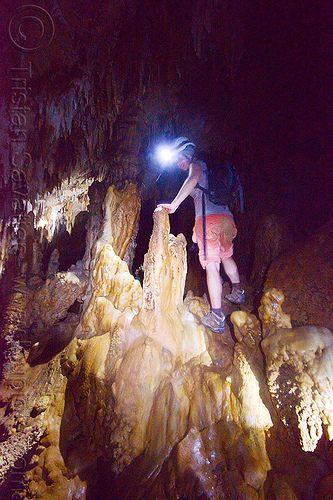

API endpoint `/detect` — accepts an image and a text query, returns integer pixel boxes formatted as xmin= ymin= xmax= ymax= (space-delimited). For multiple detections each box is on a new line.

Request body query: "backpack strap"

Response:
xmin=202 ymin=191 xmax=207 ymax=260
xmin=196 ymin=184 xmax=208 ymax=194
xmin=196 ymin=185 xmax=207 ymax=260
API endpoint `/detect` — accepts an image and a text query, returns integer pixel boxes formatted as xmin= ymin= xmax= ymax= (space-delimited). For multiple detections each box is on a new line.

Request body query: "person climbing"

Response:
xmin=156 ymin=137 xmax=244 ymax=333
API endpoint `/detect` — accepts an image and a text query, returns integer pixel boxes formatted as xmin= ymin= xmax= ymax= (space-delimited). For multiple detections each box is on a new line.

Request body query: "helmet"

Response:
xmin=171 ymin=137 xmax=196 ymax=159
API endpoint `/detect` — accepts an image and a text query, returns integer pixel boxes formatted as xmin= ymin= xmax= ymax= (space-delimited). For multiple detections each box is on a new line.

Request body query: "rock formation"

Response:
xmin=249 ymin=214 xmax=294 ymax=295
xmin=0 ymin=185 xmax=332 ymax=500
xmin=0 ymin=3 xmax=332 ymax=497
xmin=265 ymin=220 xmax=333 ymax=332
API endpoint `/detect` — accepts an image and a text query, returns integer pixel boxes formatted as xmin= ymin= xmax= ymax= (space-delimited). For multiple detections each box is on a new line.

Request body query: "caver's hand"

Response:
xmin=156 ymin=161 xmax=202 ymax=215
xmin=155 ymin=203 xmax=176 ymax=214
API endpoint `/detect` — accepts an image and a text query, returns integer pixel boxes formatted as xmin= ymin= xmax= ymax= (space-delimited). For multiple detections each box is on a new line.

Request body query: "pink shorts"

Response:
xmin=192 ymin=213 xmax=237 ymax=268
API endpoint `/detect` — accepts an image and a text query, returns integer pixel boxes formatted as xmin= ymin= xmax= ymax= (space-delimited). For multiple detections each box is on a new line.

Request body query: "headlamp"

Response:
xmin=155 ymin=137 xmax=196 ymax=167
xmin=155 ymin=144 xmax=177 ymax=166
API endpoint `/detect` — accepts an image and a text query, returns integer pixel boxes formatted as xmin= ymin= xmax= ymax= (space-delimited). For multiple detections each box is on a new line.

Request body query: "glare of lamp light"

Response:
xmin=155 ymin=144 xmax=177 ymax=166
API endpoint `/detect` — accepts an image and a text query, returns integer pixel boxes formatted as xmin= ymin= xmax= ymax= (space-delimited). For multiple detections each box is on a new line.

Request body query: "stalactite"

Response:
xmin=0 ymin=221 xmax=13 ymax=278
xmin=34 ymin=176 xmax=93 ymax=241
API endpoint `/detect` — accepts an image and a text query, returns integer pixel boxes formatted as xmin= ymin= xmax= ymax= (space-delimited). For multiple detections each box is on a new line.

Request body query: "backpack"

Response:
xmin=198 ymin=161 xmax=244 ymax=213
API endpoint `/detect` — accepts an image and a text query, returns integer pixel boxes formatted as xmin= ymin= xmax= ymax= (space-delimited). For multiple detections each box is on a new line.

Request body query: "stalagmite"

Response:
xmin=0 ymin=185 xmax=332 ymax=500
xmin=258 ymin=287 xmax=292 ymax=337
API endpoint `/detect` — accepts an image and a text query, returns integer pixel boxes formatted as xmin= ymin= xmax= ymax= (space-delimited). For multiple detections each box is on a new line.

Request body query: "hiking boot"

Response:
xmin=200 ymin=310 xmax=225 ymax=333
xmin=225 ymin=286 xmax=245 ymax=305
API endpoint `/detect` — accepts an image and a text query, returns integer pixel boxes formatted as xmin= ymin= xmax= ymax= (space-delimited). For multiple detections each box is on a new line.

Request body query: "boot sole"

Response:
xmin=200 ymin=321 xmax=225 ymax=333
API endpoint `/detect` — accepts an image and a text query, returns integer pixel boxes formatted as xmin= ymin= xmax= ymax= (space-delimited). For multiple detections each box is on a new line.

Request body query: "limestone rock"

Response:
xmin=28 ymin=270 xmax=87 ymax=327
xmin=265 ymin=220 xmax=333 ymax=332
xmin=1 ymin=184 xmax=331 ymax=500
xmin=262 ymin=324 xmax=333 ymax=451
xmin=250 ymin=214 xmax=294 ymax=293
xmin=97 ymin=182 xmax=141 ymax=260
xmin=259 ymin=288 xmax=292 ymax=338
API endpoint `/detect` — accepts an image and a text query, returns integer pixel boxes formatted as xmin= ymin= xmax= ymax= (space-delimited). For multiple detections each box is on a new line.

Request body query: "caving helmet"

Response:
xmin=170 ymin=137 xmax=196 ymax=160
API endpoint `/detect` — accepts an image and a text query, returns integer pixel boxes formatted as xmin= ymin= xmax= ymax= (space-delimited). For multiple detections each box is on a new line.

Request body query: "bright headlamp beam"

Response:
xmin=155 ymin=145 xmax=177 ymax=166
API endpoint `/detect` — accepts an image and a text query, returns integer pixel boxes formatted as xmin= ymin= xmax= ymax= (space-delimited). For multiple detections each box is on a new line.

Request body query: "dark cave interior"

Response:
xmin=0 ymin=1 xmax=333 ymax=499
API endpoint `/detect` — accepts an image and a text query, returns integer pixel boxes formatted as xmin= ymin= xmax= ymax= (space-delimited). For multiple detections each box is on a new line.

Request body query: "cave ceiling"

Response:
xmin=0 ymin=0 xmax=332 ymax=263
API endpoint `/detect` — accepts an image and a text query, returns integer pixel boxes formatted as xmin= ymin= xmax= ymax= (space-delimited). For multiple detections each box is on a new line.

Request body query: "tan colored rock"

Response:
xmin=110 ymin=336 xmax=174 ymax=471
xmin=25 ymin=379 xmax=87 ymax=500
xmin=232 ymin=344 xmax=273 ymax=434
xmin=231 ymin=310 xmax=262 ymax=348
xmin=34 ymin=176 xmax=93 ymax=242
xmin=97 ymin=182 xmax=141 ymax=260
xmin=140 ymin=208 xmax=208 ymax=361
xmin=262 ymin=324 xmax=333 ymax=451
xmin=28 ymin=271 xmax=87 ymax=327
xmin=184 ymin=290 xmax=210 ymax=319
xmin=175 ymin=428 xmax=221 ymax=500
xmin=2 ymin=179 xmax=331 ymax=500
xmin=76 ymin=243 xmax=143 ymax=339
xmin=258 ymin=288 xmax=292 ymax=338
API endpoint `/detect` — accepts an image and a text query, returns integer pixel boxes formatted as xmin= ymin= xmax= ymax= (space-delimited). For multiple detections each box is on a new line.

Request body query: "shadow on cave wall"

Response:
xmin=42 ymin=211 xmax=89 ymax=273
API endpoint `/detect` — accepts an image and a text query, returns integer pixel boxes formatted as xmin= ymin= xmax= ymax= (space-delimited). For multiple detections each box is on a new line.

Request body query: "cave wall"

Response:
xmin=264 ymin=220 xmax=333 ymax=332
xmin=0 ymin=1 xmax=332 ymax=499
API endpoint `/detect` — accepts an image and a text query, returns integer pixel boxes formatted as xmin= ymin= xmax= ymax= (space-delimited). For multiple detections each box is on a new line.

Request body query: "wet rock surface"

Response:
xmin=0 ymin=187 xmax=332 ymax=500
